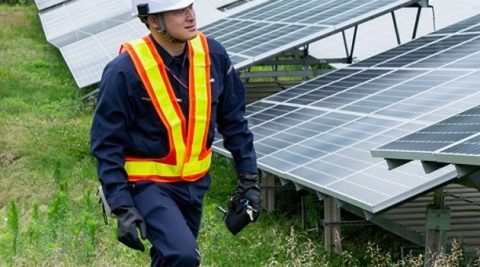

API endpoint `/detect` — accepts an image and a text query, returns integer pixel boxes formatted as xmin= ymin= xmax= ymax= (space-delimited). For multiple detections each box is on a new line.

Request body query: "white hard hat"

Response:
xmin=132 ymin=0 xmax=194 ymax=16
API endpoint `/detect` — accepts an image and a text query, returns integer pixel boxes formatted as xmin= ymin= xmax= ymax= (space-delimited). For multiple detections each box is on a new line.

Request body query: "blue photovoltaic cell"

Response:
xmin=409 ymin=35 xmax=480 ymax=69
xmin=354 ymin=35 xmax=442 ymax=67
xmin=432 ymin=14 xmax=480 ymax=35
xmin=320 ymin=69 xmax=425 ymax=111
xmin=266 ymin=68 xmax=363 ymax=103
xmin=442 ymin=134 xmax=480 ymax=155
xmin=342 ymin=70 xmax=466 ymax=115
xmin=287 ymin=69 xmax=390 ymax=106
xmin=321 ymin=0 xmax=395 ymax=25
xmin=372 ymin=105 xmax=480 ymax=164
xmin=377 ymin=34 xmax=478 ymax=68
xmin=375 ymin=71 xmax=480 ymax=120
xmin=444 ymin=50 xmax=480 ymax=69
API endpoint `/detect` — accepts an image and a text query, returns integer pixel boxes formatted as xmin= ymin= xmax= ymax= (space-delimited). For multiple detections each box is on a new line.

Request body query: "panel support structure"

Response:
xmin=391 ymin=11 xmax=402 ymax=45
xmin=412 ymin=6 xmax=422 ymax=39
xmin=341 ymin=25 xmax=358 ymax=64
xmin=342 ymin=203 xmax=425 ymax=246
xmin=424 ymin=208 xmax=451 ymax=267
xmin=324 ymin=197 xmax=342 ymax=253
xmin=421 ymin=161 xmax=448 ymax=174
xmin=455 ymin=165 xmax=480 ymax=191
xmin=385 ymin=158 xmax=411 ymax=170
xmin=261 ymin=173 xmax=276 ymax=212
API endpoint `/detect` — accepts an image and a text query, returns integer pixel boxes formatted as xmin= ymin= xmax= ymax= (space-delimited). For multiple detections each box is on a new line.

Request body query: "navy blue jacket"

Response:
xmin=90 ymin=34 xmax=257 ymax=211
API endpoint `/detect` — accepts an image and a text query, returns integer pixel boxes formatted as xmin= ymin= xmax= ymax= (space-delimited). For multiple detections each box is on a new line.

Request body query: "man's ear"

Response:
xmin=146 ymin=15 xmax=159 ymax=29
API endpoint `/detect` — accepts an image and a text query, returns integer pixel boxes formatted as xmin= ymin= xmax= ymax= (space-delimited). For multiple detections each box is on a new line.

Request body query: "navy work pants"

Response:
xmin=130 ymin=175 xmax=211 ymax=267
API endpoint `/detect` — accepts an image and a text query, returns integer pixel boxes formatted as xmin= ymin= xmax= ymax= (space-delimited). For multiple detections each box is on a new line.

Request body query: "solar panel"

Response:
xmin=202 ymin=0 xmax=421 ymax=68
xmin=59 ymin=19 xmax=148 ymax=88
xmin=35 ymin=0 xmax=68 ymax=11
xmin=371 ymin=105 xmax=480 ymax=167
xmin=213 ymin=13 xmax=480 ymax=213
xmin=39 ymin=0 xmax=131 ymax=47
xmin=307 ymin=0 xmax=480 ymax=68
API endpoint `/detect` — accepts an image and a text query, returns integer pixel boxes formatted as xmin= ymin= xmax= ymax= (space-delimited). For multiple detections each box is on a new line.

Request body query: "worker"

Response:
xmin=90 ymin=0 xmax=261 ymax=266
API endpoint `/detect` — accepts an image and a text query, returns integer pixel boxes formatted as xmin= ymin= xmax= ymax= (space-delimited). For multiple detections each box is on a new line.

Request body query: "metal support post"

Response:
xmin=412 ymin=7 xmax=422 ymax=39
xmin=391 ymin=11 xmax=402 ymax=45
xmin=260 ymin=174 xmax=276 ymax=212
xmin=324 ymin=197 xmax=342 ymax=253
xmin=348 ymin=26 xmax=358 ymax=64
xmin=341 ymin=30 xmax=350 ymax=61
xmin=424 ymin=189 xmax=451 ymax=267
xmin=302 ymin=44 xmax=311 ymax=80
xmin=301 ymin=195 xmax=306 ymax=230
xmin=341 ymin=26 xmax=358 ymax=64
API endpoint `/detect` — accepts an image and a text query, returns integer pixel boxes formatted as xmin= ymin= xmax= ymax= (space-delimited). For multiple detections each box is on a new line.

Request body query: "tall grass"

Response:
xmin=1 ymin=3 xmax=478 ymax=267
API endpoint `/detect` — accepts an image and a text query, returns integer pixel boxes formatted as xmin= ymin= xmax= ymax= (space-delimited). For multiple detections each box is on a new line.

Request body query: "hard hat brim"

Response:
xmin=162 ymin=0 xmax=194 ymax=12
xmin=132 ymin=0 xmax=195 ymax=16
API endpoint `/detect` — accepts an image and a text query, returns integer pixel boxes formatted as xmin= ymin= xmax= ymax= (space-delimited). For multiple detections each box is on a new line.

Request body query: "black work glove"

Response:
xmin=114 ymin=206 xmax=147 ymax=251
xmin=231 ymin=174 xmax=261 ymax=221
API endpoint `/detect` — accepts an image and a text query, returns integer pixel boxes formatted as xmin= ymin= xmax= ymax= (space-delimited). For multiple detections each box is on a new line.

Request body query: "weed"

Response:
xmin=427 ymin=239 xmax=464 ymax=267
xmin=25 ymin=203 xmax=40 ymax=246
xmin=7 ymin=200 xmax=19 ymax=256
xmin=0 ymin=200 xmax=20 ymax=266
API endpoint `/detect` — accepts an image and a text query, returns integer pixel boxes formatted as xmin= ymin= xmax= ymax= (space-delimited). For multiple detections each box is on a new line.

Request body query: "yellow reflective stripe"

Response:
xmin=123 ymin=39 xmax=186 ymax=177
xmin=125 ymin=160 xmax=182 ymax=177
xmin=183 ymin=153 xmax=212 ymax=176
xmin=187 ymin=34 xmax=209 ymax=163
xmin=126 ymin=153 xmax=212 ymax=177
xmin=129 ymin=38 xmax=186 ymax=161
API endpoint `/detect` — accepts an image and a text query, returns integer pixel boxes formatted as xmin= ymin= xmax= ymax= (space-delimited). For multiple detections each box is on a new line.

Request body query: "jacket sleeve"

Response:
xmin=216 ymin=53 xmax=258 ymax=175
xmin=90 ymin=59 xmax=135 ymax=211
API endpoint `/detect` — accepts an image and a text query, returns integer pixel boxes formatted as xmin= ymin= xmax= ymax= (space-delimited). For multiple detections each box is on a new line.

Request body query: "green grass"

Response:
xmin=0 ymin=4 xmax=475 ymax=267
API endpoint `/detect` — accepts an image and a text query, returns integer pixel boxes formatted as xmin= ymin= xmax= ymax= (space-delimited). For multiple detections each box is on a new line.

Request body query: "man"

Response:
xmin=90 ymin=0 xmax=261 ymax=266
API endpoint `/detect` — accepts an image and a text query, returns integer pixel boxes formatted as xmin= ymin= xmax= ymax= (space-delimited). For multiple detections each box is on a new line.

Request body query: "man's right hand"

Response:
xmin=114 ymin=206 xmax=147 ymax=251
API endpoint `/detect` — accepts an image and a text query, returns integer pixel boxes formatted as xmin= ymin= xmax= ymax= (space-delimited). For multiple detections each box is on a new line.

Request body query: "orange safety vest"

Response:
xmin=120 ymin=33 xmax=212 ymax=183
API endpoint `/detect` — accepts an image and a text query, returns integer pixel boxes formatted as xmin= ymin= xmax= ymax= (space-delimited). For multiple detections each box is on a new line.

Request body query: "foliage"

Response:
xmin=6 ymin=0 xmax=33 ymax=4
xmin=0 ymin=0 xmax=32 ymax=6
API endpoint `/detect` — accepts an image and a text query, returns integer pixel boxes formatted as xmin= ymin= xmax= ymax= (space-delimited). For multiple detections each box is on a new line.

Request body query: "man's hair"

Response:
xmin=139 ymin=13 xmax=165 ymax=31
xmin=139 ymin=15 xmax=149 ymax=29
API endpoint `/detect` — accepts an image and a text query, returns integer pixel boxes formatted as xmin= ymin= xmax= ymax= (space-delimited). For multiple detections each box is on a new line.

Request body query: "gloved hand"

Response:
xmin=113 ymin=206 xmax=147 ymax=251
xmin=231 ymin=174 xmax=261 ymax=221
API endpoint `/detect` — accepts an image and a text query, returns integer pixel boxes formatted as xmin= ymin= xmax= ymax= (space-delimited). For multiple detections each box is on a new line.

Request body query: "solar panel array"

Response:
xmin=37 ymin=0 xmax=420 ymax=88
xmin=59 ymin=19 xmax=149 ymax=88
xmin=371 ymin=105 xmax=480 ymax=167
xmin=201 ymin=0 xmax=421 ymax=68
xmin=213 ymin=13 xmax=480 ymax=213
xmin=39 ymin=0 xmax=132 ymax=47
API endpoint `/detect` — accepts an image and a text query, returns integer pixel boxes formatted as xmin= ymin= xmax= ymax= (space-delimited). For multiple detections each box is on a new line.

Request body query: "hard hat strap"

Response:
xmin=154 ymin=14 xmax=185 ymax=44
xmin=155 ymin=13 xmax=166 ymax=32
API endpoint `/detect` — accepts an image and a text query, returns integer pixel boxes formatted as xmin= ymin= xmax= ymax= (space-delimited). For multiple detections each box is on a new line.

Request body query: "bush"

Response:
xmin=0 ymin=0 xmax=34 ymax=5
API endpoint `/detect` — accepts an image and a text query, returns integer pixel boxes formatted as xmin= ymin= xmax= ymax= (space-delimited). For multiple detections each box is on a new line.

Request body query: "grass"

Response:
xmin=0 ymin=3 xmax=477 ymax=267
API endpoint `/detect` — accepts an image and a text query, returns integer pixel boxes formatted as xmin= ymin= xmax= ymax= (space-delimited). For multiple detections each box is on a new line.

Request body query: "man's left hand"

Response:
xmin=231 ymin=174 xmax=261 ymax=221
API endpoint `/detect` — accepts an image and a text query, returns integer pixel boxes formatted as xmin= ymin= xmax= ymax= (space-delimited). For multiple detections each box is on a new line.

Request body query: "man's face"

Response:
xmin=164 ymin=4 xmax=197 ymax=41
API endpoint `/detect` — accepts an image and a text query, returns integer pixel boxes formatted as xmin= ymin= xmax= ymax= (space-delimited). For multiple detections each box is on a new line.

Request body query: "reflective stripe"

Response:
xmin=122 ymin=33 xmax=212 ymax=182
